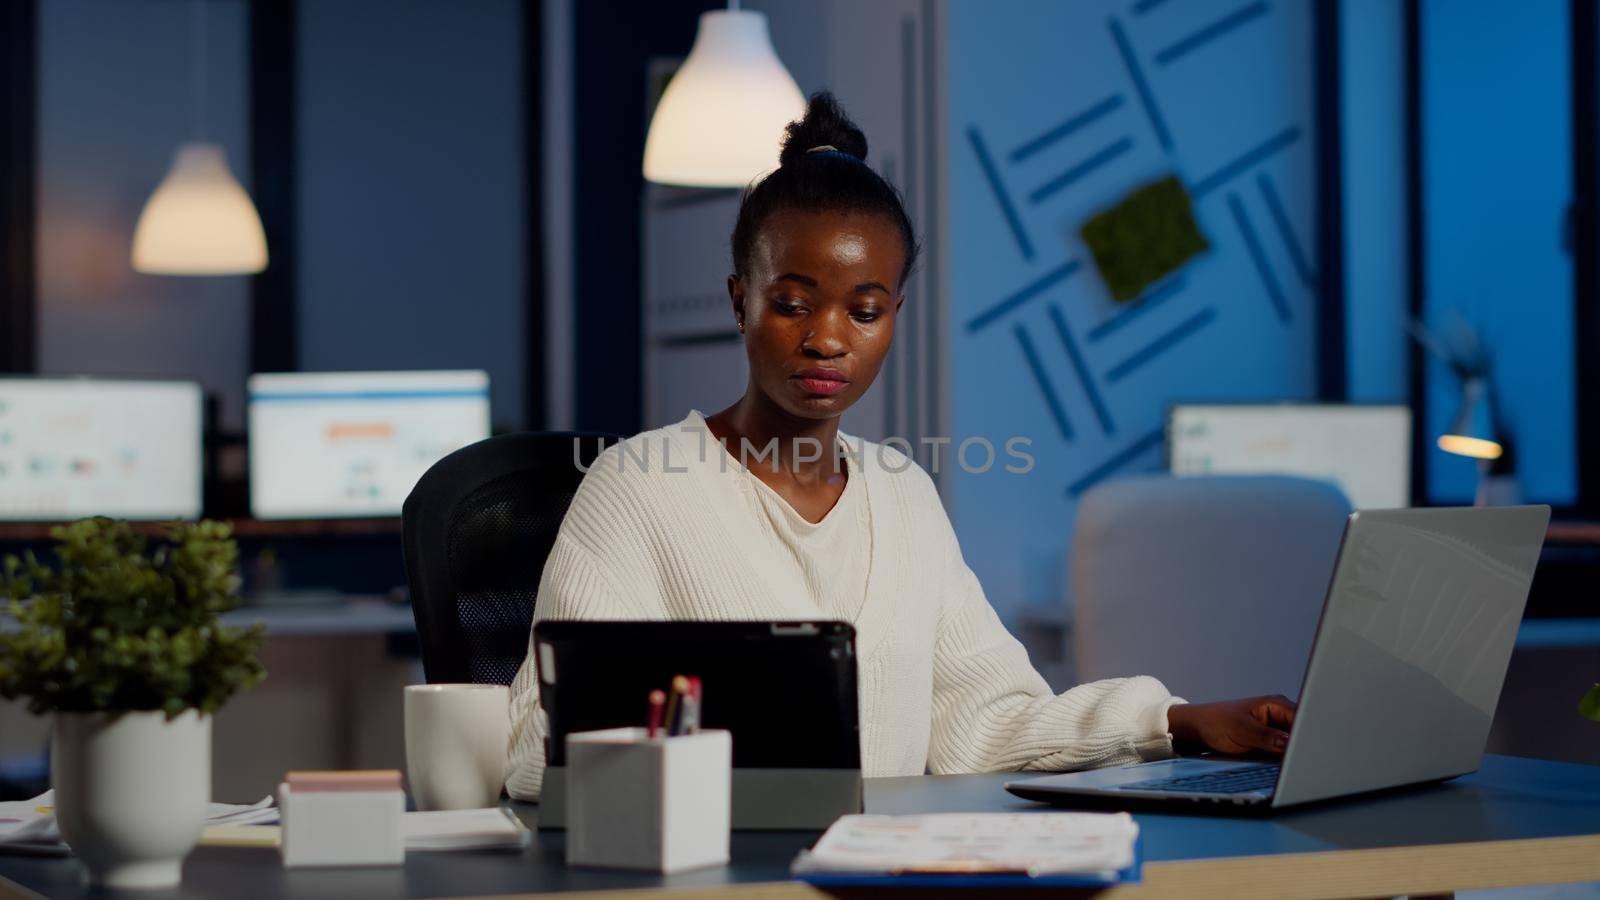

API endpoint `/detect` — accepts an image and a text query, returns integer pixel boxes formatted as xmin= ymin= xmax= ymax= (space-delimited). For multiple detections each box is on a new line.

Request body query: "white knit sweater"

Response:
xmin=504 ymin=412 xmax=1182 ymax=800
xmin=746 ymin=441 xmax=871 ymax=622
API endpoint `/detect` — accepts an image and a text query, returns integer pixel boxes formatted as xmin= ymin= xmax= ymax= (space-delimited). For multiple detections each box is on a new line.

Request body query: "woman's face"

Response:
xmin=729 ymin=209 xmax=907 ymax=420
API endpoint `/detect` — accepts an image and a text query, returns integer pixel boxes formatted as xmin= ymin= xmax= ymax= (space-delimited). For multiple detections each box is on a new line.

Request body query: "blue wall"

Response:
xmin=32 ymin=0 xmax=529 ymax=432
xmin=946 ymin=0 xmax=1320 ymax=618
xmin=298 ymin=0 xmax=527 ymax=429
xmin=36 ymin=0 xmax=253 ymax=428
xmin=1420 ymin=0 xmax=1576 ymax=505
xmin=1340 ymin=0 xmax=1409 ymax=405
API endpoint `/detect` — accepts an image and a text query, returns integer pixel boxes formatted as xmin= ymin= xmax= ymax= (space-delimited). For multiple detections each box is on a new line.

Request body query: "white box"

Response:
xmin=277 ymin=783 xmax=405 ymax=867
xmin=566 ymin=727 xmax=731 ymax=873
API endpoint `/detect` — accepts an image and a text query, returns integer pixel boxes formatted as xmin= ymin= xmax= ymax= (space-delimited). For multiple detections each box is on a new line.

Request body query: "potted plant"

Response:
xmin=0 ymin=518 xmax=265 ymax=889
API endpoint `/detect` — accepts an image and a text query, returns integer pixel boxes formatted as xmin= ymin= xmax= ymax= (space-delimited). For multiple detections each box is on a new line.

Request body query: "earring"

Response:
xmin=737 ymin=321 xmax=745 ymax=332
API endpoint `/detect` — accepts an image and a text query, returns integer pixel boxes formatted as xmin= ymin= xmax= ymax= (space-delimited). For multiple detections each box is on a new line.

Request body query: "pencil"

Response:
xmin=647 ymin=689 xmax=666 ymax=738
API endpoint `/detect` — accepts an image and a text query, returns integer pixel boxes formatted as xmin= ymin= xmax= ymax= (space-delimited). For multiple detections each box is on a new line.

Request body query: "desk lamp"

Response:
xmin=1438 ymin=375 xmax=1519 ymax=506
xmin=1414 ymin=316 xmax=1519 ymax=507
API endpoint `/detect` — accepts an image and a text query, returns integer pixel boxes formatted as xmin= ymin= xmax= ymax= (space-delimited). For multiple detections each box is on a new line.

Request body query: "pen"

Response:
xmin=679 ymin=694 xmax=698 ymax=735
xmin=647 ymin=689 xmax=666 ymax=738
xmin=685 ymin=677 xmax=703 ymax=734
xmin=661 ymin=682 xmax=681 ymax=738
xmin=668 ymin=675 xmax=691 ymax=736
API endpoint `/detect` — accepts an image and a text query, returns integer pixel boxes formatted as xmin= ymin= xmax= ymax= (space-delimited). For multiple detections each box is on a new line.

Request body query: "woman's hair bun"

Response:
xmin=778 ymin=91 xmax=869 ymax=167
xmin=733 ymin=89 xmax=918 ymax=286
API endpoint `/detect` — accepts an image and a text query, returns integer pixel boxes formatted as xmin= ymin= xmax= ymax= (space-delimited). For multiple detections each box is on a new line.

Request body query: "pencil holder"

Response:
xmin=565 ymin=727 xmax=731 ymax=873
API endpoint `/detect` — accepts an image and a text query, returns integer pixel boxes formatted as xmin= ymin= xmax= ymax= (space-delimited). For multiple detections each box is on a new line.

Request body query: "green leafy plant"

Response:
xmin=1581 ymin=685 xmax=1600 ymax=722
xmin=1080 ymin=175 xmax=1209 ymax=302
xmin=0 ymin=518 xmax=266 ymax=718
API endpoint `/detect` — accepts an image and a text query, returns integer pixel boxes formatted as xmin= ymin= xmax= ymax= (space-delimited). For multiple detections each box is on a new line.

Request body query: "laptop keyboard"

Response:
xmin=1120 ymin=764 xmax=1280 ymax=795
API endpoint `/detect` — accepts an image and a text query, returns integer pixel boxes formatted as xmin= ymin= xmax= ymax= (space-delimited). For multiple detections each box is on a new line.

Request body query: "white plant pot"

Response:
xmin=51 ymin=709 xmax=210 ymax=890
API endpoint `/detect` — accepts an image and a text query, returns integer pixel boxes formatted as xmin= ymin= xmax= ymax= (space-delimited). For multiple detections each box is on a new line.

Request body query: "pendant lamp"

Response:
xmin=132 ymin=0 xmax=267 ymax=275
xmin=642 ymin=2 xmax=806 ymax=188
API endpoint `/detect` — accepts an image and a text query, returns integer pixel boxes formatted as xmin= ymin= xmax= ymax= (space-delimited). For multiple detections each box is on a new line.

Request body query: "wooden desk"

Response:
xmin=2 ymin=754 xmax=1598 ymax=899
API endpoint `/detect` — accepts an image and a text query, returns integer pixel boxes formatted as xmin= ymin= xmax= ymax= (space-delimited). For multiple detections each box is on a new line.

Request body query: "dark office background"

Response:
xmin=0 ymin=0 xmax=1598 ymax=799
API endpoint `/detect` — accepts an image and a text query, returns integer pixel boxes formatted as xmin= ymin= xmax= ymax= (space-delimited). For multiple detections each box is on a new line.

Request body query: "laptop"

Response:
xmin=1006 ymin=505 xmax=1550 ymax=811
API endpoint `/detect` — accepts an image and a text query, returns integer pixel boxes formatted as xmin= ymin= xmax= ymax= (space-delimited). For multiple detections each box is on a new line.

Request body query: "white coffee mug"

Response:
xmin=404 ymin=684 xmax=511 ymax=810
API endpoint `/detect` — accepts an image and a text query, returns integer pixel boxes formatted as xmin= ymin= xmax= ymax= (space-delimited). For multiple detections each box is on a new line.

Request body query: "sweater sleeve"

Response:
xmin=923 ymin=489 xmax=1184 ymax=774
xmin=504 ymin=531 xmax=654 ymax=801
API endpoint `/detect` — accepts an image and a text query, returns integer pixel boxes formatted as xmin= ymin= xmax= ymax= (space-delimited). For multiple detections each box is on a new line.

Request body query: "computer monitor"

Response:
xmin=0 ymin=377 xmax=204 ymax=521
xmin=1167 ymin=403 xmax=1412 ymax=510
xmin=248 ymin=370 xmax=491 ymax=519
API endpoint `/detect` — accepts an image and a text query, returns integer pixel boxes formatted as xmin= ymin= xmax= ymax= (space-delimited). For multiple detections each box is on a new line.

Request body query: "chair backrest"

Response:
xmin=1070 ymin=474 xmax=1351 ymax=702
xmin=402 ymin=431 xmax=619 ymax=685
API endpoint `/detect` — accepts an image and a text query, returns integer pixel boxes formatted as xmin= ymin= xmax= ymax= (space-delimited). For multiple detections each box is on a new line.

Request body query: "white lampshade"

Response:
xmin=132 ymin=143 xmax=268 ymax=275
xmin=642 ymin=10 xmax=806 ymax=188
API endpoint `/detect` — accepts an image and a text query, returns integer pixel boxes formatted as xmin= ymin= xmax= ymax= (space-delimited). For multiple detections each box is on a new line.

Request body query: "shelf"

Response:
xmin=0 ymin=517 xmax=402 ymax=542
xmin=226 ymin=518 xmax=402 ymax=538
xmin=1547 ymin=521 xmax=1600 ymax=545
xmin=220 ymin=598 xmax=417 ymax=636
xmin=1516 ymin=618 xmax=1600 ymax=649
xmin=1 ymin=597 xmax=417 ymax=638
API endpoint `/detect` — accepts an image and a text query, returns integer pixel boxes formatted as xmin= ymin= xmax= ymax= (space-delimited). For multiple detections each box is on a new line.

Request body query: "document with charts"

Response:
xmin=791 ymin=812 xmax=1139 ymax=882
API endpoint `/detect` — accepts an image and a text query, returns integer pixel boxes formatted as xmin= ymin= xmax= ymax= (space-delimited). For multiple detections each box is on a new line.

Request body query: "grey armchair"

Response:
xmin=1070 ymin=474 xmax=1352 ymax=702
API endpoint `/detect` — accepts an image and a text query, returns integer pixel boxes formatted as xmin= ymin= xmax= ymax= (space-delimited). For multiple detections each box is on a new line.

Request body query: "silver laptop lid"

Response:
xmin=1272 ymin=505 xmax=1549 ymax=808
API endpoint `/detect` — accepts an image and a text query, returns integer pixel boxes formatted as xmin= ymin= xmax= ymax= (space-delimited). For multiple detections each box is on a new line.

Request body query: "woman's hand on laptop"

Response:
xmin=1166 ymin=695 xmax=1297 ymax=756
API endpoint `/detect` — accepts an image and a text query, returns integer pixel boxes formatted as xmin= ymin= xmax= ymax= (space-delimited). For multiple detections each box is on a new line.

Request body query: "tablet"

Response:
xmin=532 ymin=620 xmax=860 ymax=769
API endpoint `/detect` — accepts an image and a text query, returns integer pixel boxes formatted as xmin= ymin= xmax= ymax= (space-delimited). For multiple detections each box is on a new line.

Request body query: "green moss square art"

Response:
xmin=1080 ymin=175 xmax=1209 ymax=302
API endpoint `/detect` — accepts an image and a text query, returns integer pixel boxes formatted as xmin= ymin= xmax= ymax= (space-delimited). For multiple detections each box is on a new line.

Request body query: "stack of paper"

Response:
xmin=2 ymin=792 xmax=531 ymax=856
xmin=792 ymin=812 xmax=1140 ymax=880
xmin=402 ymin=808 xmax=531 ymax=852
xmin=0 ymin=791 xmax=278 ymax=857
xmin=195 ymin=808 xmax=532 ymax=852
xmin=201 ymin=796 xmax=280 ymax=827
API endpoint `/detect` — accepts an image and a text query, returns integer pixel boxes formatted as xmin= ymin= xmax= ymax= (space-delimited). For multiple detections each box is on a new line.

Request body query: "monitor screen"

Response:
xmin=1167 ymin=404 xmax=1412 ymax=510
xmin=248 ymin=370 xmax=491 ymax=519
xmin=0 ymin=378 xmax=203 ymax=521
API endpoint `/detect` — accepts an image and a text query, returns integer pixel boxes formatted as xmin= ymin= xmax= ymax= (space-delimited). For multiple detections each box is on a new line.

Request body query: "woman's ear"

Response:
xmin=728 ymin=274 xmax=746 ymax=331
xmin=894 ymin=293 xmax=906 ymax=314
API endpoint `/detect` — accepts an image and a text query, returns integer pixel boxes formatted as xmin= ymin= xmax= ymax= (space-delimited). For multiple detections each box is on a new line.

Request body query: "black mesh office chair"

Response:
xmin=401 ymin=431 xmax=619 ymax=685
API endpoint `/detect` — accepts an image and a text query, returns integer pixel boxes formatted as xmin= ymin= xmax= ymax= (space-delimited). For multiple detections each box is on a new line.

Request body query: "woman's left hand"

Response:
xmin=1165 ymin=695 xmax=1297 ymax=755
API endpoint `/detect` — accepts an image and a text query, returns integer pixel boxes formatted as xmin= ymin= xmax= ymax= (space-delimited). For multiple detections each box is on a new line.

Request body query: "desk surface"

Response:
xmin=3 ymin=754 xmax=1599 ymax=899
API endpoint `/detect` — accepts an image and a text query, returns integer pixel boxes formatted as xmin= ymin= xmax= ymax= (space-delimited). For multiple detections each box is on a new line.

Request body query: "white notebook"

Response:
xmin=402 ymin=808 xmax=531 ymax=852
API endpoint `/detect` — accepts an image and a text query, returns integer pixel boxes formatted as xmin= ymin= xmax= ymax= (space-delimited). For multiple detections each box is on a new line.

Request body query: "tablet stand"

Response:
xmin=539 ymin=766 xmax=862 ymax=831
